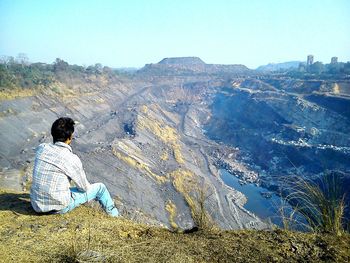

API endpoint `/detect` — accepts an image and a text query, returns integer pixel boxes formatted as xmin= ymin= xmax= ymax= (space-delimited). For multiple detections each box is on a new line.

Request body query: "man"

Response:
xmin=30 ymin=117 xmax=119 ymax=217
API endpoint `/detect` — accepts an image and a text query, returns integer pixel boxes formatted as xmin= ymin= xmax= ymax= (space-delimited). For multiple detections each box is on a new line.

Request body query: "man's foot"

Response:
xmin=107 ymin=206 xmax=119 ymax=217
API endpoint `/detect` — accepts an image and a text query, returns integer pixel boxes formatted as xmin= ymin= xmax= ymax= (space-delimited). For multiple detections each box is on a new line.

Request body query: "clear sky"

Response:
xmin=0 ymin=0 xmax=349 ymax=69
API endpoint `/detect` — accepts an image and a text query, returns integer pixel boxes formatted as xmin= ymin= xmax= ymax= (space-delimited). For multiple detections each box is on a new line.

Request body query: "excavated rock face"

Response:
xmin=204 ymin=78 xmax=350 ymax=217
xmin=205 ymin=87 xmax=350 ymax=175
xmin=1 ymin=66 xmax=349 ymax=228
xmin=0 ymin=74 xmax=264 ymax=230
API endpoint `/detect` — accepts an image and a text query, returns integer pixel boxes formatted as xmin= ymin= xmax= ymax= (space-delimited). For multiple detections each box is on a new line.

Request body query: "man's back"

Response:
xmin=30 ymin=142 xmax=89 ymax=212
xmin=30 ymin=117 xmax=118 ymax=217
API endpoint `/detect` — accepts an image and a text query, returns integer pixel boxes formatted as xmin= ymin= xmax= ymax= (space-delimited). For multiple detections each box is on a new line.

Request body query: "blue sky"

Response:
xmin=0 ymin=0 xmax=349 ymax=68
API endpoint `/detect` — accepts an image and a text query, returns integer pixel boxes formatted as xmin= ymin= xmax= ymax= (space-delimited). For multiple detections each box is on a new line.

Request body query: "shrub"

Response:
xmin=284 ymin=172 xmax=346 ymax=235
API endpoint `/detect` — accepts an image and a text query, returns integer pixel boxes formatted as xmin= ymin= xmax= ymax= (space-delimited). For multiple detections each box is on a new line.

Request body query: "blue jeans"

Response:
xmin=59 ymin=183 xmax=119 ymax=217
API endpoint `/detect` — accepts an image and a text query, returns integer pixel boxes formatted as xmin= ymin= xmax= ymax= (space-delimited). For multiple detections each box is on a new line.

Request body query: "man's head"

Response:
xmin=51 ymin=117 xmax=75 ymax=144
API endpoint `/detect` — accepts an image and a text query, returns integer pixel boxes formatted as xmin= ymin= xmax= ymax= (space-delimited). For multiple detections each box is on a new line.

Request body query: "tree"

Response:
xmin=0 ymin=55 xmax=8 ymax=64
xmin=102 ymin=66 xmax=113 ymax=74
xmin=53 ymin=58 xmax=69 ymax=72
xmin=0 ymin=64 xmax=17 ymax=88
xmin=94 ymin=63 xmax=103 ymax=74
xmin=85 ymin=63 xmax=103 ymax=74
xmin=0 ymin=55 xmax=15 ymax=66
xmin=16 ymin=53 xmax=29 ymax=65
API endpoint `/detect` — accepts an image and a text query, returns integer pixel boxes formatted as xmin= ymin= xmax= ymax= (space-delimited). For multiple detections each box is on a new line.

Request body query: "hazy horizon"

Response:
xmin=1 ymin=0 xmax=349 ymax=69
xmin=0 ymin=55 xmax=346 ymax=71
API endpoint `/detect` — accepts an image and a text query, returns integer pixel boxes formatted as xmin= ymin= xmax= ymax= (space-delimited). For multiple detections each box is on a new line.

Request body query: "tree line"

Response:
xmin=0 ymin=54 xmax=119 ymax=90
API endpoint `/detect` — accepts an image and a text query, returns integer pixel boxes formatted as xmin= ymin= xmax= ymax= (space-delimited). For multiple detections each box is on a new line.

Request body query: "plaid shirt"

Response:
xmin=30 ymin=142 xmax=91 ymax=213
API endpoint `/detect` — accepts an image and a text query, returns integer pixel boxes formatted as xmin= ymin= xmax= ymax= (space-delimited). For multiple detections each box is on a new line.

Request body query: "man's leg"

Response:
xmin=60 ymin=183 xmax=119 ymax=216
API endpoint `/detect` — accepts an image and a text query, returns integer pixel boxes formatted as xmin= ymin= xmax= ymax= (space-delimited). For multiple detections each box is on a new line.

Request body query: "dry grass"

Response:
xmin=0 ymin=189 xmax=349 ymax=262
xmin=0 ymin=88 xmax=36 ymax=101
xmin=168 ymin=169 xmax=195 ymax=210
xmin=137 ymin=105 xmax=185 ymax=164
xmin=190 ymin=181 xmax=216 ymax=231
xmin=160 ymin=150 xmax=169 ymax=161
xmin=111 ymin=147 xmax=167 ymax=184
xmin=0 ymin=74 xmax=111 ymax=102
xmin=167 ymin=169 xmax=215 ymax=231
xmin=165 ymin=200 xmax=178 ymax=230
xmin=0 ymin=191 xmax=350 ymax=262
xmin=284 ymin=172 xmax=346 ymax=235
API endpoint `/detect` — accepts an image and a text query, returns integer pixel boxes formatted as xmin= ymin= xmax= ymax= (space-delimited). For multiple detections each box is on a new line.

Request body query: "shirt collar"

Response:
xmin=54 ymin=142 xmax=73 ymax=152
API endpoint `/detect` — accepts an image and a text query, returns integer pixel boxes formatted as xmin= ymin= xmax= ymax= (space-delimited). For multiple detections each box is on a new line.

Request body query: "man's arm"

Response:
xmin=68 ymin=154 xmax=91 ymax=191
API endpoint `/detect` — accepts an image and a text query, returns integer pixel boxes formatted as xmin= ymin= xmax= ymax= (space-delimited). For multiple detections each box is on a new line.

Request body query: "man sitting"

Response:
xmin=30 ymin=117 xmax=119 ymax=217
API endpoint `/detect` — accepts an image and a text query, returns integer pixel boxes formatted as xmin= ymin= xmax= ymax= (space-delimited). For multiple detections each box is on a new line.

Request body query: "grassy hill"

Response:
xmin=0 ymin=189 xmax=349 ymax=263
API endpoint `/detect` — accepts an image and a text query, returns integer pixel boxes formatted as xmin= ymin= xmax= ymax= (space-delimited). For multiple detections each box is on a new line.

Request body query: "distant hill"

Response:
xmin=256 ymin=61 xmax=301 ymax=72
xmin=159 ymin=57 xmax=206 ymax=65
xmin=138 ymin=57 xmax=251 ymax=76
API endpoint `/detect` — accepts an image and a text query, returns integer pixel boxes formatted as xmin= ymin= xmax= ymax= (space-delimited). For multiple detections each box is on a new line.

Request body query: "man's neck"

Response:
xmin=54 ymin=141 xmax=73 ymax=152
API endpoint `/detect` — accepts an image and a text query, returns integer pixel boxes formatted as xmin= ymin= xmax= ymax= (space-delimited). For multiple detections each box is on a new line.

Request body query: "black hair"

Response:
xmin=51 ymin=117 xmax=75 ymax=143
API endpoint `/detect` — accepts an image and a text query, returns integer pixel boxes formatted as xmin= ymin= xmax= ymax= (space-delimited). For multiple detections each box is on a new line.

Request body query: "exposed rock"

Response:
xmin=0 ymin=64 xmax=349 ymax=229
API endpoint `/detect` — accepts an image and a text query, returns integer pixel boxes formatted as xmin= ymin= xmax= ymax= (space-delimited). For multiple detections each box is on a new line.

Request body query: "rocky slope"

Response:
xmin=204 ymin=77 xmax=350 ymax=218
xmin=1 ymin=58 xmax=349 ymax=229
xmin=205 ymin=79 xmax=350 ymax=176
xmin=0 ymin=67 xmax=263 ymax=230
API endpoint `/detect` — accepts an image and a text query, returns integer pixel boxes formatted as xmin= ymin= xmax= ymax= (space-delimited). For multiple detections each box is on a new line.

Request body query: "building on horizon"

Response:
xmin=331 ymin=57 xmax=338 ymax=64
xmin=307 ymin=55 xmax=314 ymax=66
